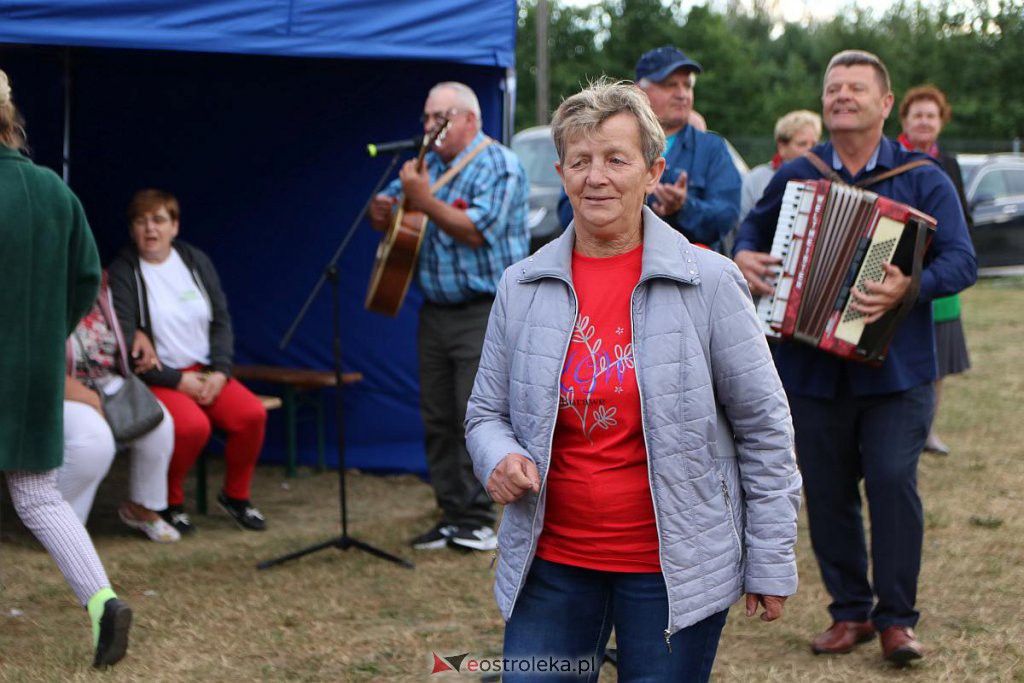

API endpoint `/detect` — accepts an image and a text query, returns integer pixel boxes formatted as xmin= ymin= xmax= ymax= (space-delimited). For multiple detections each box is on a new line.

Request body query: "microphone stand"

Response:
xmin=259 ymin=149 xmax=414 ymax=570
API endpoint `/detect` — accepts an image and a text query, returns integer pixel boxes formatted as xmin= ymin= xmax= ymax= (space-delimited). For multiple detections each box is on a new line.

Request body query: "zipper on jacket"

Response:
xmin=490 ymin=544 xmax=498 ymax=569
xmin=508 ymin=280 xmax=577 ymax=620
xmin=629 ymin=279 xmax=676 ymax=650
xmin=719 ymin=473 xmax=743 ymax=562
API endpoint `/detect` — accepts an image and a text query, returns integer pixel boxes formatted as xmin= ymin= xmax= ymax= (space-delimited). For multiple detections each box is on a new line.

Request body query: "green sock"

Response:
xmin=87 ymin=587 xmax=118 ymax=648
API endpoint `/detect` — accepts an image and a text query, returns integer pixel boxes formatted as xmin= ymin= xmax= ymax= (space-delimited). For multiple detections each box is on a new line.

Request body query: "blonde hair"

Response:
xmin=0 ymin=69 xmax=28 ymax=151
xmin=774 ymin=110 xmax=822 ymax=143
xmin=551 ymin=79 xmax=666 ymax=168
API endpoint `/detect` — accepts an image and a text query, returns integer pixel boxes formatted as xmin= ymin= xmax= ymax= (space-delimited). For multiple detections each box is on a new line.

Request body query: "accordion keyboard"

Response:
xmin=756 ymin=181 xmax=815 ymax=337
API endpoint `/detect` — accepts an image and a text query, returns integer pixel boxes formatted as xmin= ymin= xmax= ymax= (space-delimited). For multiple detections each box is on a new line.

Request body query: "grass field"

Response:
xmin=1 ymin=278 xmax=1022 ymax=682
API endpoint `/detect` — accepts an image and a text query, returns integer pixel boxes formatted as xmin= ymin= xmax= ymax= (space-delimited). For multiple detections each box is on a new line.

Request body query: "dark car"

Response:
xmin=958 ymin=153 xmax=1024 ymax=270
xmin=512 ymin=124 xmax=749 ymax=252
xmin=511 ymin=125 xmax=564 ymax=252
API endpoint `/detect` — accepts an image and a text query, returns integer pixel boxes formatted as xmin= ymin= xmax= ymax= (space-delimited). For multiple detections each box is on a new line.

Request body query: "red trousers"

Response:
xmin=150 ymin=377 xmax=266 ymax=506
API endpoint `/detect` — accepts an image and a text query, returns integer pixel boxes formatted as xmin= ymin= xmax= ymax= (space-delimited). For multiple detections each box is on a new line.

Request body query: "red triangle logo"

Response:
xmin=431 ymin=652 xmax=456 ymax=674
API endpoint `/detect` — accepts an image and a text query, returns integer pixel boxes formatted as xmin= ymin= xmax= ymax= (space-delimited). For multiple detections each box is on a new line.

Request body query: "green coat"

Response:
xmin=0 ymin=145 xmax=100 ymax=471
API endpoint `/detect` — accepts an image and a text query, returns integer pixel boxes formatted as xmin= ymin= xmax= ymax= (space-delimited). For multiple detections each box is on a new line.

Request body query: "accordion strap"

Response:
xmin=804 ymin=151 xmax=843 ymax=182
xmin=855 ymin=160 xmax=934 ymax=188
xmin=803 ymin=151 xmax=934 ymax=189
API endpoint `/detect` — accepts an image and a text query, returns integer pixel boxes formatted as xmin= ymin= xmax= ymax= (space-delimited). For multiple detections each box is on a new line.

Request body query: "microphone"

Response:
xmin=366 ymin=136 xmax=422 ymax=158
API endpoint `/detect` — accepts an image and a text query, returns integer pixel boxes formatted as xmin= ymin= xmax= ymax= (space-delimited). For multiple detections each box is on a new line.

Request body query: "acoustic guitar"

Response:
xmin=364 ymin=119 xmax=452 ymax=316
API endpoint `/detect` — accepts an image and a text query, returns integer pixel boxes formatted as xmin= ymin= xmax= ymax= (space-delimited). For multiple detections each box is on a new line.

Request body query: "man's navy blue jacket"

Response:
xmin=734 ymin=138 xmax=977 ymax=399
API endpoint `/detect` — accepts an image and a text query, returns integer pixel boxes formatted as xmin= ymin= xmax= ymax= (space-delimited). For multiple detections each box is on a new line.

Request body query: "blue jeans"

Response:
xmin=503 ymin=558 xmax=728 ymax=682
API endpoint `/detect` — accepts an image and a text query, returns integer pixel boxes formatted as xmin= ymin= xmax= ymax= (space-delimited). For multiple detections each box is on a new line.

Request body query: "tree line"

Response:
xmin=515 ymin=0 xmax=1024 ymax=160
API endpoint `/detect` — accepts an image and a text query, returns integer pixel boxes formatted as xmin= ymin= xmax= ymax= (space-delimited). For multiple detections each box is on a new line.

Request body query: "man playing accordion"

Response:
xmin=734 ymin=50 xmax=976 ymax=666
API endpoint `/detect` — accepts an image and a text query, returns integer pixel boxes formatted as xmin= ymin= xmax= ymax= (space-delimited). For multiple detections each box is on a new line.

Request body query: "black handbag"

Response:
xmin=73 ymin=334 xmax=164 ymax=442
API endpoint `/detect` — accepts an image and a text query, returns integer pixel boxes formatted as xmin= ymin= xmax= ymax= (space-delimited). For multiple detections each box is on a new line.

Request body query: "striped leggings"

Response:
xmin=3 ymin=469 xmax=110 ymax=606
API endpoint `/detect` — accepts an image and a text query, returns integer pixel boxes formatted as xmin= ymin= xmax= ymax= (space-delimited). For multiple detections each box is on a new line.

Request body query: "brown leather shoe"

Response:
xmin=811 ymin=620 xmax=877 ymax=654
xmin=881 ymin=625 xmax=924 ymax=665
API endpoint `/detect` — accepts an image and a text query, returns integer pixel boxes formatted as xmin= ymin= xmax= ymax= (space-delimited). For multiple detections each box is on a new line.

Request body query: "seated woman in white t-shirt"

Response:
xmin=60 ymin=275 xmax=179 ymax=543
xmin=108 ymin=189 xmax=268 ymax=534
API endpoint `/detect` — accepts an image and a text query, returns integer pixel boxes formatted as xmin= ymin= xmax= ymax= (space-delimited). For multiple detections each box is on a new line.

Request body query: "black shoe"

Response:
xmin=158 ymin=505 xmax=197 ymax=535
xmin=447 ymin=524 xmax=497 ymax=551
xmin=217 ymin=491 xmax=267 ymax=531
xmin=93 ymin=598 xmax=132 ymax=668
xmin=410 ymin=522 xmax=457 ymax=550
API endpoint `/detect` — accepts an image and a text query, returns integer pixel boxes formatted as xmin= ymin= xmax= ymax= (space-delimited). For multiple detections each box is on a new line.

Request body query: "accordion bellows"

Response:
xmin=756 ymin=179 xmax=936 ymax=365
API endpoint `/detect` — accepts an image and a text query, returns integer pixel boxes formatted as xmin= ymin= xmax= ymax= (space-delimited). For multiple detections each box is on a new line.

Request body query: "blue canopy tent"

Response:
xmin=0 ymin=1 xmax=518 ymax=474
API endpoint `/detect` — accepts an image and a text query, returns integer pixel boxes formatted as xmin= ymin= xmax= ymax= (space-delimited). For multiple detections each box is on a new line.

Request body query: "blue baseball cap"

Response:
xmin=635 ymin=46 xmax=703 ymax=83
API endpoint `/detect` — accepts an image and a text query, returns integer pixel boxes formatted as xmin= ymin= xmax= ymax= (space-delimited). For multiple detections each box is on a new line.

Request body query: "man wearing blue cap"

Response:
xmin=557 ymin=46 xmax=742 ymax=250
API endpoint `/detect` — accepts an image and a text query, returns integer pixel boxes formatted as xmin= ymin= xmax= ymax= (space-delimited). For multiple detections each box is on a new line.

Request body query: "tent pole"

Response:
xmin=503 ymin=66 xmax=516 ymax=144
xmin=62 ymin=48 xmax=72 ymax=183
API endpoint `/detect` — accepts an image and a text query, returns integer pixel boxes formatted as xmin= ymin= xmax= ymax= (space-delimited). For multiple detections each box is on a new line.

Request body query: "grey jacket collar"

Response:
xmin=517 ymin=206 xmax=701 ymax=286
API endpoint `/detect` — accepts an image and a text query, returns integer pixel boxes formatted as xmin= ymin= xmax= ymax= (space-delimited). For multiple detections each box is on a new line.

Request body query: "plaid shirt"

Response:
xmin=382 ymin=131 xmax=529 ymax=304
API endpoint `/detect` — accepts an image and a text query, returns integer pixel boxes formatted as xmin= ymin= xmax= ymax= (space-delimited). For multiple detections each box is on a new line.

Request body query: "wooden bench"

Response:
xmin=232 ymin=365 xmax=364 ymax=478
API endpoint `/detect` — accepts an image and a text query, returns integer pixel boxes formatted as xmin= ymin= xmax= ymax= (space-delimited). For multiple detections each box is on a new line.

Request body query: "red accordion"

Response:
xmin=756 ymin=179 xmax=936 ymax=365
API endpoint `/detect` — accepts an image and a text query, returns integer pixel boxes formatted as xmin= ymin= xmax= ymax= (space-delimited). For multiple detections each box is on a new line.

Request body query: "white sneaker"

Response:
xmin=119 ymin=507 xmax=181 ymax=543
xmin=448 ymin=524 xmax=497 ymax=551
xmin=410 ymin=523 xmax=457 ymax=550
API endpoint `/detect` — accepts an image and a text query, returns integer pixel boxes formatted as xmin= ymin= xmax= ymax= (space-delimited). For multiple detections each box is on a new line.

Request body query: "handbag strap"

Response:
xmin=71 ymin=330 xmax=116 ymax=389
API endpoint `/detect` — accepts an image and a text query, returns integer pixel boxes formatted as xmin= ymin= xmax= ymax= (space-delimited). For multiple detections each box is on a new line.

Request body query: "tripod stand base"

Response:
xmin=257 ymin=535 xmax=415 ymax=570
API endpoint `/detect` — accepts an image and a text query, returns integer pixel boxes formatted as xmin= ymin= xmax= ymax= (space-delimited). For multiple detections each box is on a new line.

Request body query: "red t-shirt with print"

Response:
xmin=535 ymin=244 xmax=661 ymax=573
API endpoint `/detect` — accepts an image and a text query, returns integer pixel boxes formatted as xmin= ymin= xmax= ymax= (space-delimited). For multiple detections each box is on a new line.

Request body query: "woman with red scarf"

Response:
xmin=898 ymin=85 xmax=973 ymax=455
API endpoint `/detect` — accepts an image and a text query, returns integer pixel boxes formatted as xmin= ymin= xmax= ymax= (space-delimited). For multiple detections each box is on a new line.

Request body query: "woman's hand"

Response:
xmin=745 ymin=593 xmax=786 ymax=622
xmin=486 ymin=453 xmax=541 ymax=504
xmin=131 ymin=331 xmax=161 ymax=373
xmin=64 ymin=375 xmax=104 ymax=417
xmin=196 ymin=371 xmax=227 ymax=406
xmin=178 ymin=371 xmax=206 ymax=400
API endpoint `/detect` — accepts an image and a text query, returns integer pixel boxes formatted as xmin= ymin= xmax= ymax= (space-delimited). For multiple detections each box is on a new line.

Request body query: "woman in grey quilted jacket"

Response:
xmin=465 ymin=80 xmax=802 ymax=682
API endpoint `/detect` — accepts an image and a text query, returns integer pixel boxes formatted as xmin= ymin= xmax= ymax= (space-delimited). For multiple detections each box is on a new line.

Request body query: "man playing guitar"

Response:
xmin=369 ymin=81 xmax=529 ymax=552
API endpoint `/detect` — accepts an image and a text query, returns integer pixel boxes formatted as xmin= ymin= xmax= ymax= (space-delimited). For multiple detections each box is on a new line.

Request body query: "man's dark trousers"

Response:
xmin=418 ymin=298 xmax=496 ymax=527
xmin=788 ymin=382 xmax=934 ymax=630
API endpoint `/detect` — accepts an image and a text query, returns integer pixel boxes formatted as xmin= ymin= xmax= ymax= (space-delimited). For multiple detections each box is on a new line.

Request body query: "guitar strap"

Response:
xmin=430 ymin=137 xmax=493 ymax=194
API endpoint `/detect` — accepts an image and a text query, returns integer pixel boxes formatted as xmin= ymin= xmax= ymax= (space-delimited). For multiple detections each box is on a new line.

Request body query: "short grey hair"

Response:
xmin=551 ymin=79 xmax=666 ymax=168
xmin=429 ymin=81 xmax=482 ymax=119
xmin=774 ymin=109 xmax=822 ymax=143
xmin=825 ymin=49 xmax=891 ymax=94
xmin=636 ymin=71 xmax=697 ymax=91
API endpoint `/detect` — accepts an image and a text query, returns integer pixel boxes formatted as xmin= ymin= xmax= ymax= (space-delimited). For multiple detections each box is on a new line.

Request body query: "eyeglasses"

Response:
xmin=132 ymin=214 xmax=172 ymax=228
xmin=420 ymin=108 xmax=463 ymax=124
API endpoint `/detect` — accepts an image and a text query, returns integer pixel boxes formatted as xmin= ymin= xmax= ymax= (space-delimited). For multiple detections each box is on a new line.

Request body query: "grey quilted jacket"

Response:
xmin=465 ymin=207 xmax=802 ymax=637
